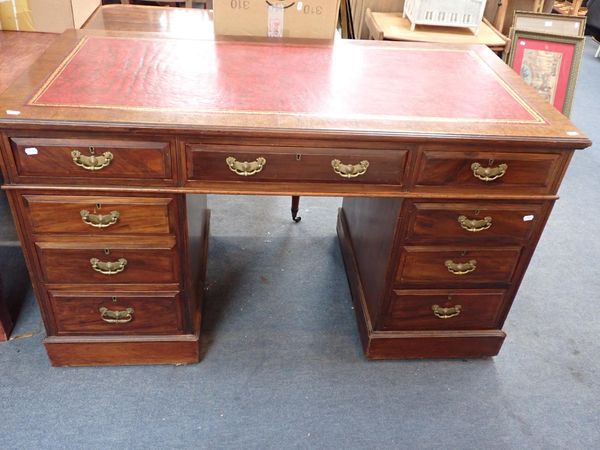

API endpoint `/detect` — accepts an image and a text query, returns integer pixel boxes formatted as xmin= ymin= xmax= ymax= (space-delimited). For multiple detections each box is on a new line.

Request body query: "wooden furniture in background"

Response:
xmin=554 ymin=1 xmax=587 ymax=15
xmin=365 ymin=9 xmax=509 ymax=53
xmin=0 ymin=28 xmax=590 ymax=365
xmin=350 ymin=0 xmax=405 ymax=39
xmin=0 ymin=31 xmax=57 ymax=341
xmin=121 ymin=0 xmax=192 ymax=7
xmin=85 ymin=4 xmax=214 ymax=36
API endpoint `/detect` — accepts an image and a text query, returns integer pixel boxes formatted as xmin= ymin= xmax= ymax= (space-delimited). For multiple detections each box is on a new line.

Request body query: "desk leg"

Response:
xmin=291 ymin=195 xmax=301 ymax=222
xmin=0 ymin=275 xmax=14 ymax=341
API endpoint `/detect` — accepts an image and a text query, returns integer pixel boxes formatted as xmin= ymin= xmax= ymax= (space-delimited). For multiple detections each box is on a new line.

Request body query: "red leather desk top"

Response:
xmin=0 ymin=30 xmax=589 ymax=145
xmin=30 ymin=36 xmax=539 ymax=124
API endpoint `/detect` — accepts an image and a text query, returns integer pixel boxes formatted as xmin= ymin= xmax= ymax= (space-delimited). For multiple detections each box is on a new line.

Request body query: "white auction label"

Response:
xmin=6 ymin=110 xmax=20 ymax=115
xmin=24 ymin=147 xmax=38 ymax=156
xmin=268 ymin=4 xmax=284 ymax=37
xmin=523 ymin=215 xmax=535 ymax=222
xmin=544 ymin=21 xmax=553 ymax=27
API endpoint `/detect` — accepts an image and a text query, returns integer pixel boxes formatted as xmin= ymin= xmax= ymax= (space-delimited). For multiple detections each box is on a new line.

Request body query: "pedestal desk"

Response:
xmin=0 ymin=30 xmax=590 ymax=366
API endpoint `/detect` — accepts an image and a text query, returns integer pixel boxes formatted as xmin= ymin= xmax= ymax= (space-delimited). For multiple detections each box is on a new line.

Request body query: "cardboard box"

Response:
xmin=213 ymin=0 xmax=340 ymax=39
xmin=0 ymin=0 xmax=100 ymax=32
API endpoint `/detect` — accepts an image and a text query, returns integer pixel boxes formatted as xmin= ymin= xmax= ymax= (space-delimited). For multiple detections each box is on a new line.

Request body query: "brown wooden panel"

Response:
xmin=383 ymin=289 xmax=507 ymax=330
xmin=413 ymin=147 xmax=566 ymax=194
xmin=9 ymin=137 xmax=174 ymax=183
xmin=340 ymin=199 xmax=402 ymax=321
xmin=396 ymin=246 xmax=522 ymax=285
xmin=186 ymin=143 xmax=408 ymax=185
xmin=364 ymin=331 xmax=506 ymax=359
xmin=23 ymin=194 xmax=176 ymax=235
xmin=48 ymin=290 xmax=184 ymax=335
xmin=35 ymin=237 xmax=179 ymax=284
xmin=44 ymin=334 xmax=200 ymax=366
xmin=404 ymin=201 xmax=546 ymax=244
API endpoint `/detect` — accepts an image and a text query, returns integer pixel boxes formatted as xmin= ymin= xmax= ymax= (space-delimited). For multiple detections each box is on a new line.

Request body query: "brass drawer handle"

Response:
xmin=432 ymin=304 xmax=462 ymax=319
xmin=445 ymin=259 xmax=477 ymax=275
xmin=90 ymin=257 xmax=127 ymax=275
xmin=458 ymin=215 xmax=492 ymax=232
xmin=80 ymin=210 xmax=120 ymax=228
xmin=331 ymin=159 xmax=369 ymax=178
xmin=225 ymin=156 xmax=266 ymax=176
xmin=71 ymin=150 xmax=113 ymax=171
xmin=471 ymin=162 xmax=507 ymax=181
xmin=99 ymin=306 xmax=134 ymax=324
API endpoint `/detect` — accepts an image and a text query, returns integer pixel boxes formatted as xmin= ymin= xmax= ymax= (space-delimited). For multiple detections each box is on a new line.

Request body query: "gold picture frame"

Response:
xmin=506 ymin=30 xmax=585 ymax=117
xmin=511 ymin=10 xmax=587 ymax=37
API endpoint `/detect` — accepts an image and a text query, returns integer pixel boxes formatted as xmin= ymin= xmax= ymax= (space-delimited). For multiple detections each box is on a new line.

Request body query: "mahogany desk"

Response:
xmin=0 ymin=30 xmax=590 ymax=366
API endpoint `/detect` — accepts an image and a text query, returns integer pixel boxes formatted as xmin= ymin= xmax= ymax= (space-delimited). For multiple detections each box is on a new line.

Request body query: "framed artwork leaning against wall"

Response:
xmin=507 ymin=30 xmax=584 ymax=116
xmin=511 ymin=10 xmax=587 ymax=37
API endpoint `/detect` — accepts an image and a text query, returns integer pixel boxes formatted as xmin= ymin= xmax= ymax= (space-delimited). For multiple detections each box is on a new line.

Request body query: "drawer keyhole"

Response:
xmin=89 ymin=146 xmax=95 ymax=155
xmin=104 ymin=248 xmax=111 ymax=255
xmin=112 ymin=296 xmax=118 ymax=303
xmin=296 ymin=154 xmax=302 ymax=161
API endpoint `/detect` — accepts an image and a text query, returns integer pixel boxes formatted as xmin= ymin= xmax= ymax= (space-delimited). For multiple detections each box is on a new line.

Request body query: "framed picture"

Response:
xmin=507 ymin=30 xmax=584 ymax=116
xmin=511 ymin=10 xmax=587 ymax=37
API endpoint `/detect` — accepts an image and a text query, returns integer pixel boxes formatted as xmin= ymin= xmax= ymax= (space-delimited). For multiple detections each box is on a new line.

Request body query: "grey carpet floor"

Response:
xmin=0 ymin=39 xmax=599 ymax=449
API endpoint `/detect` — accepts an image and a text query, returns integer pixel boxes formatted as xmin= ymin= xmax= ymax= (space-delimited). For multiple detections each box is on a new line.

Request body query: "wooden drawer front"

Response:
xmin=383 ymin=289 xmax=506 ymax=330
xmin=23 ymin=195 xmax=176 ymax=235
xmin=49 ymin=291 xmax=183 ymax=335
xmin=9 ymin=137 xmax=174 ymax=182
xmin=414 ymin=148 xmax=565 ymax=194
xmin=396 ymin=247 xmax=521 ymax=285
xmin=36 ymin=238 xmax=179 ymax=284
xmin=186 ymin=144 xmax=407 ymax=185
xmin=404 ymin=202 xmax=545 ymax=244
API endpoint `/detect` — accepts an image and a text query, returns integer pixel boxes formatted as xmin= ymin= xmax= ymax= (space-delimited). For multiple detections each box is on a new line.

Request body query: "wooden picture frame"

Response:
xmin=507 ymin=30 xmax=584 ymax=116
xmin=511 ymin=10 xmax=587 ymax=37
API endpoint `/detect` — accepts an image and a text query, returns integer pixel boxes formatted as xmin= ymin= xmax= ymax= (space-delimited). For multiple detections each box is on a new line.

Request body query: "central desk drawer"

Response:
xmin=413 ymin=147 xmax=566 ymax=194
xmin=383 ymin=289 xmax=506 ymax=330
xmin=8 ymin=136 xmax=175 ymax=184
xmin=35 ymin=237 xmax=179 ymax=284
xmin=396 ymin=247 xmax=522 ymax=285
xmin=22 ymin=195 xmax=177 ymax=235
xmin=48 ymin=291 xmax=184 ymax=335
xmin=185 ymin=144 xmax=407 ymax=185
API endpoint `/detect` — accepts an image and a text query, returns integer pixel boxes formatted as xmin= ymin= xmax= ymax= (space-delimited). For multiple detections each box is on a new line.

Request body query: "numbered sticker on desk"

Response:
xmin=24 ymin=147 xmax=38 ymax=156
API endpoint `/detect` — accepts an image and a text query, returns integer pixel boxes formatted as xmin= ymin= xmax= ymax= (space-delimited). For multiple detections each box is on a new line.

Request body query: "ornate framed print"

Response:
xmin=511 ymin=11 xmax=587 ymax=37
xmin=507 ymin=30 xmax=584 ymax=116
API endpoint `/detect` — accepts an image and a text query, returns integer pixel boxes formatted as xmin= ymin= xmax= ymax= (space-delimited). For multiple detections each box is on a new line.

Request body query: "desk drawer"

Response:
xmin=22 ymin=195 xmax=177 ymax=235
xmin=186 ymin=144 xmax=407 ymax=185
xmin=404 ymin=201 xmax=546 ymax=244
xmin=8 ymin=137 xmax=175 ymax=184
xmin=49 ymin=291 xmax=184 ymax=335
xmin=414 ymin=147 xmax=566 ymax=194
xmin=396 ymin=247 xmax=521 ymax=285
xmin=35 ymin=237 xmax=179 ymax=284
xmin=383 ymin=289 xmax=506 ymax=330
